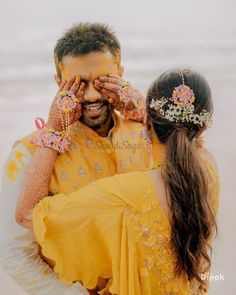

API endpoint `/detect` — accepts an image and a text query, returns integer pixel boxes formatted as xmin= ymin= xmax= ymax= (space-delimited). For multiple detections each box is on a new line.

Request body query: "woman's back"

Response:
xmin=32 ymin=151 xmax=219 ymax=295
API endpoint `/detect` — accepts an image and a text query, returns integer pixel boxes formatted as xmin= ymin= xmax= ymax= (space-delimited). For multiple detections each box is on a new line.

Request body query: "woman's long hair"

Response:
xmin=147 ymin=69 xmax=217 ymax=287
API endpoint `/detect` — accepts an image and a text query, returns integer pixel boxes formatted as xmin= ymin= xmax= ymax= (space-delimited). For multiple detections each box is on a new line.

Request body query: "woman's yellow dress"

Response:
xmin=32 ymin=160 xmax=219 ymax=295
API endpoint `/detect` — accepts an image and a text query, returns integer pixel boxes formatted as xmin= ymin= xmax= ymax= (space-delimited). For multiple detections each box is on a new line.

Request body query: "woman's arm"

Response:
xmin=15 ymin=77 xmax=84 ymax=229
xmin=15 ymin=147 xmax=58 ymax=229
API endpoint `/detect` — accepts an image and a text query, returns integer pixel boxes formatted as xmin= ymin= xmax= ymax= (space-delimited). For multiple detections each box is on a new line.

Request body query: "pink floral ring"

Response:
xmin=57 ymin=90 xmax=78 ymax=112
xmin=172 ymin=84 xmax=195 ymax=106
xmin=118 ymin=81 xmax=131 ymax=102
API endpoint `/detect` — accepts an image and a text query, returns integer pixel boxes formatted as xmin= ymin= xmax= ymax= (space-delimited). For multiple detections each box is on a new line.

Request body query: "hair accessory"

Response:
xmin=150 ymin=71 xmax=212 ymax=127
xmin=31 ymin=117 xmax=71 ymax=153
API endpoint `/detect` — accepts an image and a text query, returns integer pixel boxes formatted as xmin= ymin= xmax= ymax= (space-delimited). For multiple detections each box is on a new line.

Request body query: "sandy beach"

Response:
xmin=0 ymin=0 xmax=236 ymax=293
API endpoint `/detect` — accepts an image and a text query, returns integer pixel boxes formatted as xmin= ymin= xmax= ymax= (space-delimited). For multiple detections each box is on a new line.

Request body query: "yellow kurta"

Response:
xmin=32 ymin=159 xmax=220 ymax=295
xmin=15 ymin=111 xmax=153 ymax=194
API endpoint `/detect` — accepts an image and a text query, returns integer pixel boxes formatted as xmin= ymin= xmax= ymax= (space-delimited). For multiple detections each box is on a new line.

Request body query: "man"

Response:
xmin=0 ymin=23 xmax=156 ymax=294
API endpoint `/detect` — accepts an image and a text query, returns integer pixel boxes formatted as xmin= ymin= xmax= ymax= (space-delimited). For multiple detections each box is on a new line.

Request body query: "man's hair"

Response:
xmin=54 ymin=22 xmax=121 ymax=78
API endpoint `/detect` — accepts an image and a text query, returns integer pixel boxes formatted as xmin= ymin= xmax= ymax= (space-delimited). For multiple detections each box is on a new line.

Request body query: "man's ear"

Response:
xmin=54 ymin=74 xmax=61 ymax=86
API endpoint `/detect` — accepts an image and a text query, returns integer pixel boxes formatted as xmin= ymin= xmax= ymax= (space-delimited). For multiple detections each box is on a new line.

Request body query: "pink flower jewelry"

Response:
xmin=31 ymin=117 xmax=71 ymax=153
xmin=57 ymin=90 xmax=79 ymax=132
xmin=57 ymin=90 xmax=78 ymax=113
xmin=172 ymin=84 xmax=195 ymax=106
xmin=118 ymin=81 xmax=146 ymax=121
xmin=150 ymin=71 xmax=212 ymax=127
xmin=32 ymin=90 xmax=79 ymax=152
xmin=118 ymin=81 xmax=131 ymax=102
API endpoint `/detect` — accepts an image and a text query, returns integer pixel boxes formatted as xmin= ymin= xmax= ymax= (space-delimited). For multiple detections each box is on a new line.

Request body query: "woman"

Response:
xmin=18 ymin=69 xmax=220 ymax=294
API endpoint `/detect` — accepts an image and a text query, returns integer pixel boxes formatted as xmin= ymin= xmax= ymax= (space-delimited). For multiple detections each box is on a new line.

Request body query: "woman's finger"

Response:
xmin=99 ymin=76 xmax=121 ymax=86
xmin=64 ymin=77 xmax=76 ymax=91
xmin=143 ymin=113 xmax=148 ymax=125
xmin=99 ymin=82 xmax=120 ymax=93
xmin=74 ymin=103 xmax=82 ymax=118
xmin=101 ymin=89 xmax=119 ymax=99
xmin=70 ymin=77 xmax=81 ymax=93
xmin=76 ymin=82 xmax=86 ymax=102
xmin=59 ymin=80 xmax=67 ymax=91
xmin=108 ymin=74 xmax=121 ymax=80
xmin=94 ymin=80 xmax=103 ymax=92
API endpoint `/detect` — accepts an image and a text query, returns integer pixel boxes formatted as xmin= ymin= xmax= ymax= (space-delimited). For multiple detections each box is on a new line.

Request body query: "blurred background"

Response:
xmin=0 ymin=0 xmax=235 ymax=293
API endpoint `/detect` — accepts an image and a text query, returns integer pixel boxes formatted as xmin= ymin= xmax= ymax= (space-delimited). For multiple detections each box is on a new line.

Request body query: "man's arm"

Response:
xmin=0 ymin=143 xmax=88 ymax=295
xmin=0 ymin=142 xmax=33 ymax=241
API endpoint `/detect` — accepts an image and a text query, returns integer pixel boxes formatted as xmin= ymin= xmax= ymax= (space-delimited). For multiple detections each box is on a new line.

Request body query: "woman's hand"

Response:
xmin=94 ymin=75 xmax=146 ymax=121
xmin=47 ymin=76 xmax=85 ymax=131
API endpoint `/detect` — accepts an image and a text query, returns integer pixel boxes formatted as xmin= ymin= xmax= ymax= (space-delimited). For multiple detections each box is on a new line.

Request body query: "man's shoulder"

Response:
xmin=116 ymin=111 xmax=145 ymax=128
xmin=114 ymin=112 xmax=147 ymax=141
xmin=13 ymin=131 xmax=37 ymax=155
xmin=2 ymin=131 xmax=36 ymax=182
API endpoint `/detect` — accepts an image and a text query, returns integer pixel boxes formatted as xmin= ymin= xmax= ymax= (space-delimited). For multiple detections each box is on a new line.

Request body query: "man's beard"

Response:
xmin=80 ymin=100 xmax=111 ymax=129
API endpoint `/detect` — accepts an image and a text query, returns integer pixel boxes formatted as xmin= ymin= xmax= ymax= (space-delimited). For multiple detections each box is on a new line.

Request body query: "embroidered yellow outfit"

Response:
xmin=17 ymin=112 xmax=153 ymax=194
xmin=32 ymin=157 xmax=219 ymax=294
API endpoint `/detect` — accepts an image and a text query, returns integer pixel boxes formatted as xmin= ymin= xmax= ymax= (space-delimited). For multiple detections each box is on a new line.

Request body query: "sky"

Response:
xmin=0 ymin=0 xmax=235 ymax=39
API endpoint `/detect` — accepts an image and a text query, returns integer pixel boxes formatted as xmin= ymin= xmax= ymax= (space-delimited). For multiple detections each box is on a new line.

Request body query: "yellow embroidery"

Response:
xmin=7 ymin=160 xmax=20 ymax=181
xmin=124 ymin=192 xmax=196 ymax=294
xmin=15 ymin=150 xmax=25 ymax=167
xmin=20 ymin=112 xmax=156 ymax=193
xmin=60 ymin=171 xmax=68 ymax=182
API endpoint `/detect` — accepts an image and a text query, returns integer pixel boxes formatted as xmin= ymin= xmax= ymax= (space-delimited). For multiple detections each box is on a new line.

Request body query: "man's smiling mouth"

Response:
xmin=83 ymin=102 xmax=107 ymax=117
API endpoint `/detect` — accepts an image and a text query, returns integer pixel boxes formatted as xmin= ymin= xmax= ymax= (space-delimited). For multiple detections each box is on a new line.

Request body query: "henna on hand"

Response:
xmin=47 ymin=77 xmax=85 ymax=131
xmin=94 ymin=74 xmax=146 ymax=121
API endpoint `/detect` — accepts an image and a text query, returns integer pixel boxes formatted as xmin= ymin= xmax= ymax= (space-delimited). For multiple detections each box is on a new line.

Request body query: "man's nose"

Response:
xmin=83 ymin=82 xmax=102 ymax=102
